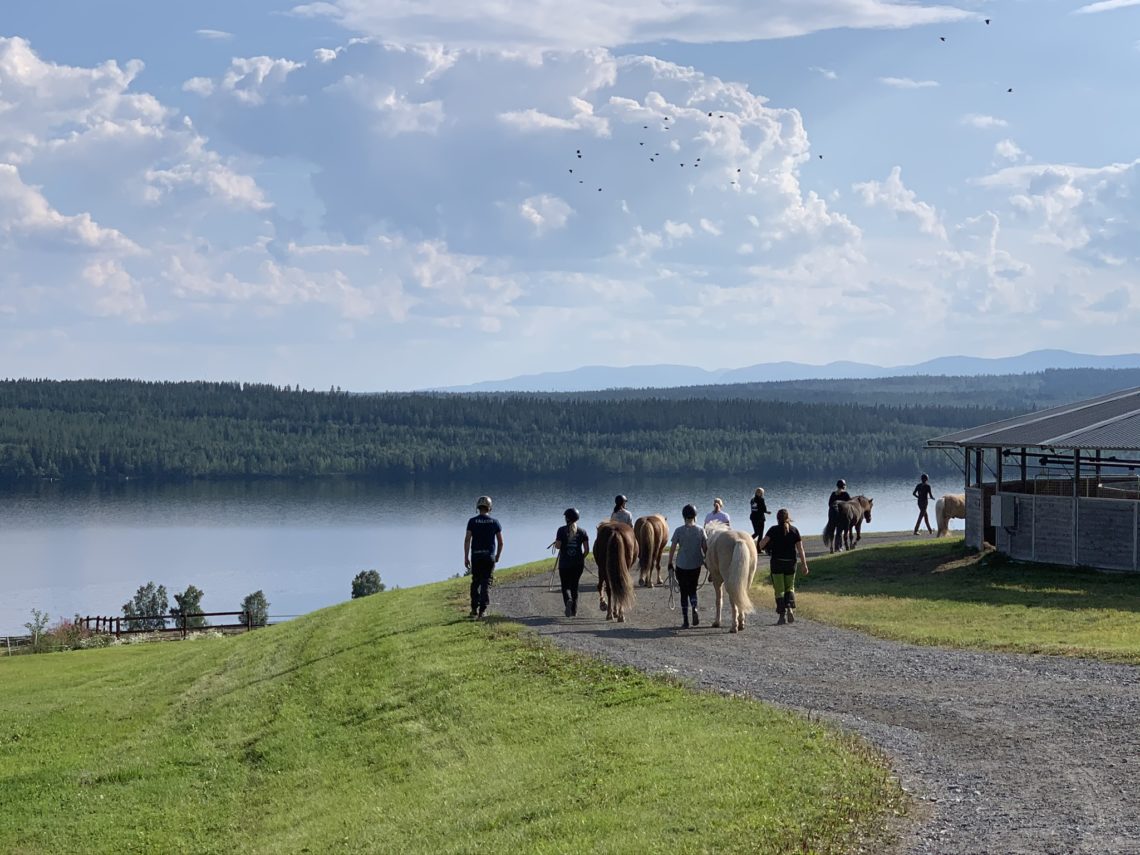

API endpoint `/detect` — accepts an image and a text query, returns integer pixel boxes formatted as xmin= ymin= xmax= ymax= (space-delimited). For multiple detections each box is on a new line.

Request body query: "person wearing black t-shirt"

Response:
xmin=554 ymin=508 xmax=591 ymax=617
xmin=912 ymin=474 xmax=935 ymax=535
xmin=756 ymin=508 xmax=810 ymax=625
xmin=827 ymin=479 xmax=851 ymax=531
xmin=464 ymin=495 xmax=503 ymax=619
xmin=749 ymin=487 xmax=769 ymax=540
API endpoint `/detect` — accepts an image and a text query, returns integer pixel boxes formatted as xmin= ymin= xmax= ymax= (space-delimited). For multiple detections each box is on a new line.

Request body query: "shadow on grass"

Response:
xmin=804 ymin=540 xmax=1140 ymax=613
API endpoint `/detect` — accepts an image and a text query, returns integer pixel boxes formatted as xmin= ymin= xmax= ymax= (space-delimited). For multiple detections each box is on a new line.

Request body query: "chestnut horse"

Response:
xmin=822 ymin=495 xmax=874 ymax=553
xmin=703 ymin=521 xmax=758 ymax=633
xmin=634 ymin=514 xmax=669 ymax=587
xmin=595 ymin=521 xmax=637 ymax=622
xmin=936 ymin=494 xmax=966 ymax=537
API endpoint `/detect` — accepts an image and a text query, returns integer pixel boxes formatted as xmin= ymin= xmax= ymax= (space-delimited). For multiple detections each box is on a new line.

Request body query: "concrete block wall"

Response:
xmin=1077 ymin=500 xmax=1138 ymax=571
xmin=965 ymin=488 xmax=984 ymax=551
xmin=1032 ymin=496 xmax=1074 ymax=566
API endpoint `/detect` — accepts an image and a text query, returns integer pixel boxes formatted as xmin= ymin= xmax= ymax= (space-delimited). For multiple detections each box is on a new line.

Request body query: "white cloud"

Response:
xmin=292 ymin=0 xmax=974 ymax=49
xmin=809 ymin=66 xmax=838 ymax=80
xmin=195 ymin=29 xmax=234 ymax=41
xmin=962 ymin=113 xmax=1008 ymax=129
xmin=853 ymin=166 xmax=946 ymax=239
xmin=1073 ymin=0 xmax=1140 ymax=13
xmin=878 ymin=76 xmax=939 ymax=89
xmin=994 ymin=138 xmax=1025 ymax=163
xmin=519 ymin=193 xmax=573 ymax=234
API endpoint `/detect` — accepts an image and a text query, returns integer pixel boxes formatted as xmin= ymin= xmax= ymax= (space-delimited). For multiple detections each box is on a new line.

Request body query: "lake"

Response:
xmin=0 ymin=475 xmax=960 ymax=634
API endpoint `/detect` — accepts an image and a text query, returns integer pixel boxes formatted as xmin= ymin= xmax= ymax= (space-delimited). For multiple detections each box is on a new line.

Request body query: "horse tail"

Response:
xmin=727 ymin=538 xmax=755 ymax=615
xmin=607 ymin=529 xmax=636 ymax=612
xmin=822 ymin=517 xmax=835 ymax=547
xmin=935 ymin=497 xmax=947 ymax=537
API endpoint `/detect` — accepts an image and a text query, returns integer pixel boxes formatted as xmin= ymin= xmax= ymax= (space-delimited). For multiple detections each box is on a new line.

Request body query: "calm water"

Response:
xmin=0 ymin=475 xmax=952 ymax=634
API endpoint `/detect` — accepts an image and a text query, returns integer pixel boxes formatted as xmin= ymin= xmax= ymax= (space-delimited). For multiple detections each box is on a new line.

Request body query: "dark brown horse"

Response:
xmin=822 ymin=495 xmax=873 ymax=553
xmin=595 ymin=521 xmax=637 ymax=622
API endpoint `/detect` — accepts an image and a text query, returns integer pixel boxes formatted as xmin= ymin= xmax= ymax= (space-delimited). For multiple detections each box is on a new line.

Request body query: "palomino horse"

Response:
xmin=634 ymin=514 xmax=669 ymax=587
xmin=703 ymin=521 xmax=758 ymax=633
xmin=936 ymin=494 xmax=966 ymax=537
xmin=822 ymin=495 xmax=874 ymax=553
xmin=594 ymin=520 xmax=637 ymax=622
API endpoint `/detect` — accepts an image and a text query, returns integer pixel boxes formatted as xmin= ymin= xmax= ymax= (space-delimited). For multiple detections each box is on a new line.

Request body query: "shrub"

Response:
xmin=122 ymin=582 xmax=169 ymax=632
xmin=240 ymin=591 xmax=269 ymax=627
xmin=44 ymin=617 xmax=95 ymax=651
xmin=351 ymin=570 xmax=385 ymax=599
xmin=171 ymin=585 xmax=208 ymax=628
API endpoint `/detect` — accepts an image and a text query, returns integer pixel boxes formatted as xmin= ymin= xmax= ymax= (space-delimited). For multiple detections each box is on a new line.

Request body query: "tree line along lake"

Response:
xmin=0 ymin=475 xmax=959 ymax=635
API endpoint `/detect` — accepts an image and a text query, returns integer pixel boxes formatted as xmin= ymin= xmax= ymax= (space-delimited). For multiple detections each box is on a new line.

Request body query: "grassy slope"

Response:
xmin=765 ymin=539 xmax=1140 ymax=663
xmin=0 ymin=562 xmax=902 ymax=855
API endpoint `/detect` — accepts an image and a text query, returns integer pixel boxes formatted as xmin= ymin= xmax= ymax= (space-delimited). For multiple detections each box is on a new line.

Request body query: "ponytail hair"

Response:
xmin=566 ymin=520 xmax=578 ymax=537
xmin=776 ymin=508 xmax=792 ymax=535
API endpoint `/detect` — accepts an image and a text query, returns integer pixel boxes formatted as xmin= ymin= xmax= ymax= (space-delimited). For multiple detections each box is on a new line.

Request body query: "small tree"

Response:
xmin=351 ymin=570 xmax=385 ymax=599
xmin=171 ymin=585 xmax=208 ymax=628
xmin=122 ymin=582 xmax=169 ymax=632
xmin=240 ymin=590 xmax=269 ymax=627
xmin=24 ymin=608 xmax=50 ymax=652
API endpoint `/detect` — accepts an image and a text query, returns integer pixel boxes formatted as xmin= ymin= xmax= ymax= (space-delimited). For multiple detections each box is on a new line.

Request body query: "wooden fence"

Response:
xmin=81 ymin=611 xmax=263 ymax=639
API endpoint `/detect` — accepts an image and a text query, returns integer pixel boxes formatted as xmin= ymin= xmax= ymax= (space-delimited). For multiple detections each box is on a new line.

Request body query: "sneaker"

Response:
xmin=681 ymin=620 xmax=689 ymax=629
xmin=776 ymin=613 xmax=786 ymax=626
xmin=571 ymin=601 xmax=577 ymax=616
xmin=691 ymin=608 xmax=700 ymax=626
xmin=786 ymin=610 xmax=795 ymax=624
xmin=477 ymin=609 xmax=486 ymax=620
xmin=469 ymin=608 xmax=478 ymax=619
xmin=564 ymin=601 xmax=573 ymax=617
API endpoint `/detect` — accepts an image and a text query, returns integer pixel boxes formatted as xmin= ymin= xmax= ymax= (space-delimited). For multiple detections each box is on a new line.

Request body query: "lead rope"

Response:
xmin=667 ymin=565 xmax=677 ymax=611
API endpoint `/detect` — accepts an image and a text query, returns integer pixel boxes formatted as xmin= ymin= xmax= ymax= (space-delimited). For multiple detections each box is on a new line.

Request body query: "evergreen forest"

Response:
xmin=0 ymin=371 xmax=1132 ymax=483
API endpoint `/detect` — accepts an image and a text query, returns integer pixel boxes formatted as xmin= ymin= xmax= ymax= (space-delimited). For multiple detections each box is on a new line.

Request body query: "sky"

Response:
xmin=1 ymin=0 xmax=1139 ymax=390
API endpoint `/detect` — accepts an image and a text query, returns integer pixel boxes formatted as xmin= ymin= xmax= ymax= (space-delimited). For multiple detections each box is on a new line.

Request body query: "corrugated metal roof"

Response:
xmin=928 ymin=386 xmax=1140 ymax=450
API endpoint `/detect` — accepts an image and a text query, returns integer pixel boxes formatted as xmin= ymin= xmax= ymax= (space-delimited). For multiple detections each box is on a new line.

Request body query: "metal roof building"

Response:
xmin=927 ymin=387 xmax=1140 ymax=570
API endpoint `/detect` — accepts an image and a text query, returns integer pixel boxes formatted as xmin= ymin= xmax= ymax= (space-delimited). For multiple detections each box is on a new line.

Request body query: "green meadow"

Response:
xmin=776 ymin=539 xmax=1140 ymax=664
xmin=0 ymin=561 xmax=903 ymax=854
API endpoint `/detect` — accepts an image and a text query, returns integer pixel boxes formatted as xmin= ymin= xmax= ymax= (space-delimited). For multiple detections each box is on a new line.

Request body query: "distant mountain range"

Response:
xmin=436 ymin=350 xmax=1140 ymax=393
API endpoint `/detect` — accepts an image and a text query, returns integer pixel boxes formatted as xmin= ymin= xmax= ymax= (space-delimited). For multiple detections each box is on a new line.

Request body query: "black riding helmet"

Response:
xmin=682 ymin=503 xmax=697 ymax=520
xmin=836 ymin=479 xmax=846 ymax=489
xmin=614 ymin=494 xmax=627 ymax=507
xmin=563 ymin=507 xmax=580 ymax=522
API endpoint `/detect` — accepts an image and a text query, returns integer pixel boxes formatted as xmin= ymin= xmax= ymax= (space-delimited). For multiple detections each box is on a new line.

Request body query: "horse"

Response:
xmin=703 ymin=521 xmax=758 ymax=633
xmin=936 ymin=494 xmax=966 ymax=537
xmin=594 ymin=520 xmax=637 ymax=622
xmin=633 ymin=514 xmax=669 ymax=587
xmin=821 ymin=495 xmax=873 ymax=553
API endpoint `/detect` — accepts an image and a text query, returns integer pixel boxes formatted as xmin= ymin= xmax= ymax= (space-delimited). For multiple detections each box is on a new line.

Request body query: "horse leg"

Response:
xmin=711 ymin=582 xmax=723 ymax=628
xmin=598 ymin=575 xmax=607 ymax=612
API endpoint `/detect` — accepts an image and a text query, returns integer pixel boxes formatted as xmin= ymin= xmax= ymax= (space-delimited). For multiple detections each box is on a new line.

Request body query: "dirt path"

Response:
xmin=492 ymin=532 xmax=1140 ymax=855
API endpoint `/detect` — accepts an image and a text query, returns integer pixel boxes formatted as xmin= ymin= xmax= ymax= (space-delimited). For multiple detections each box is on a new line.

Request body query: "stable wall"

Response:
xmin=989 ymin=494 xmax=1140 ymax=571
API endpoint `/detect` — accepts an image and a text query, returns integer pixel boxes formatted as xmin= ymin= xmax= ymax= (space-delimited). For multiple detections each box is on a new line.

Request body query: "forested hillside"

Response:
xmin=0 ymin=379 xmax=1027 ymax=482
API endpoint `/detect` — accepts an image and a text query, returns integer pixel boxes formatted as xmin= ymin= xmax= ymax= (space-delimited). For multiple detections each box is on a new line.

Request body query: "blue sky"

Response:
xmin=2 ymin=0 xmax=1139 ymax=389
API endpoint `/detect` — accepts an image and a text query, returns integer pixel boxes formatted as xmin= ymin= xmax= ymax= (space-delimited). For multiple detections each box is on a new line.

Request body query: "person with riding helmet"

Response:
xmin=749 ymin=487 xmax=769 ymax=540
xmin=827 ymin=479 xmax=851 ymax=533
xmin=756 ymin=508 xmax=810 ymax=625
xmin=554 ymin=507 xmax=590 ymax=617
xmin=464 ymin=495 xmax=503 ymax=619
xmin=667 ymin=504 xmax=708 ymax=629
xmin=611 ymin=494 xmax=633 ymax=526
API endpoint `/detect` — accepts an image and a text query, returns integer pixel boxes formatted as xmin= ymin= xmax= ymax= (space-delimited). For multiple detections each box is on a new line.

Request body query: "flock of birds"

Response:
xmin=566 ymin=16 xmax=1010 ymax=196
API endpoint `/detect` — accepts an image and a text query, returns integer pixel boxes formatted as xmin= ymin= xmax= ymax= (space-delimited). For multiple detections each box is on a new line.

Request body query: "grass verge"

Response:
xmin=757 ymin=538 xmax=1140 ymax=663
xmin=1 ymin=561 xmax=903 ymax=854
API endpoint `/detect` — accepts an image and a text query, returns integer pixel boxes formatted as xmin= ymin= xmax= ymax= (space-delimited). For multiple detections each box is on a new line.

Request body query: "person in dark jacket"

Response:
xmin=464 ymin=495 xmax=503 ymax=619
xmin=749 ymin=487 xmax=769 ymax=540
xmin=827 ymin=479 xmax=851 ymax=532
xmin=554 ymin=508 xmax=590 ymax=617
xmin=756 ymin=508 xmax=810 ymax=625
xmin=912 ymin=474 xmax=934 ymax=535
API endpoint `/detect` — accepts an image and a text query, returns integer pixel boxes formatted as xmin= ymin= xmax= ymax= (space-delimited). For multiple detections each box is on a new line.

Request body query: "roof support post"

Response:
xmin=975 ymin=447 xmax=983 ymax=487
xmin=996 ymin=448 xmax=1004 ymax=493
xmin=1020 ymin=448 xmax=1027 ymax=488
xmin=1073 ymin=448 xmax=1080 ymax=566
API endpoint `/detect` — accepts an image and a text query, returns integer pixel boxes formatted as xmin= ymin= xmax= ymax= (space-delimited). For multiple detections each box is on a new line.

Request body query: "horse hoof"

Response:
xmin=730 ymin=624 xmax=738 ymax=633
xmin=617 ymin=615 xmax=625 ymax=623
xmin=712 ymin=621 xmax=721 ymax=628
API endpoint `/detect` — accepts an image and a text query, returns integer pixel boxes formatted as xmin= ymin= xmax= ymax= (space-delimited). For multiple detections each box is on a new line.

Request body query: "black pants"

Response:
xmin=750 ymin=514 xmax=765 ymax=539
xmin=559 ymin=564 xmax=584 ymax=610
xmin=470 ymin=556 xmax=495 ymax=612
xmin=676 ymin=567 xmax=701 ymax=609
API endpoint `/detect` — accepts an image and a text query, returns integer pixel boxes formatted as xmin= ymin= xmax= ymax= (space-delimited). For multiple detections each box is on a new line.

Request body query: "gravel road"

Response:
xmin=491 ymin=532 xmax=1140 ymax=855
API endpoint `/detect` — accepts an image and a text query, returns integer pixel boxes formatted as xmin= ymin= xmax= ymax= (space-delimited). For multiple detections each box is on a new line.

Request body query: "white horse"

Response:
xmin=703 ymin=521 xmax=758 ymax=633
xmin=936 ymin=494 xmax=966 ymax=537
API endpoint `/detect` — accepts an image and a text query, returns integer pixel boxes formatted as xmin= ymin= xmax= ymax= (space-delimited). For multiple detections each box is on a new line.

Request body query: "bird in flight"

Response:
xmin=939 ymin=36 xmax=946 ymax=42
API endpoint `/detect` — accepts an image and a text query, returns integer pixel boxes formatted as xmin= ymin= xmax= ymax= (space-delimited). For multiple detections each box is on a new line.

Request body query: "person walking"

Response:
xmin=913 ymin=474 xmax=935 ymax=535
xmin=703 ymin=497 xmax=731 ymax=526
xmin=749 ymin=487 xmax=769 ymax=540
xmin=757 ymin=508 xmax=809 ymax=625
xmin=827 ymin=479 xmax=851 ymax=532
xmin=464 ymin=495 xmax=503 ymax=619
xmin=554 ymin=508 xmax=590 ymax=617
xmin=666 ymin=504 xmax=707 ymax=629
xmin=611 ymin=494 xmax=633 ymax=526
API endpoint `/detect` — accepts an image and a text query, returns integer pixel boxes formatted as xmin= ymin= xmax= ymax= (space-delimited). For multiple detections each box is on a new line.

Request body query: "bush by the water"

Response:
xmin=351 ymin=570 xmax=385 ymax=598
xmin=240 ymin=590 xmax=269 ymax=626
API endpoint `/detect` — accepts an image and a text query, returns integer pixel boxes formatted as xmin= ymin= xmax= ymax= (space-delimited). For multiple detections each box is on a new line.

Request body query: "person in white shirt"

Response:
xmin=703 ymin=497 xmax=731 ymax=526
xmin=610 ymin=494 xmax=633 ymax=526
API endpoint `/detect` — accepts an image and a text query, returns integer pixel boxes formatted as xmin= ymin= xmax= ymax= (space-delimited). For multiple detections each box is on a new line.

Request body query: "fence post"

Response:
xmin=115 ymin=617 xmax=121 ymax=639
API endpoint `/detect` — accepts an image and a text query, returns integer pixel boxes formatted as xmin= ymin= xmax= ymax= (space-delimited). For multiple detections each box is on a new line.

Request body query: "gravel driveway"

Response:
xmin=491 ymin=533 xmax=1140 ymax=855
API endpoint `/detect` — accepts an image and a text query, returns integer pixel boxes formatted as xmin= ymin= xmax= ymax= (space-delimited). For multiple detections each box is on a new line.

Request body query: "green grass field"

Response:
xmin=763 ymin=538 xmax=1140 ymax=663
xmin=1 ymin=561 xmax=903 ymax=854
